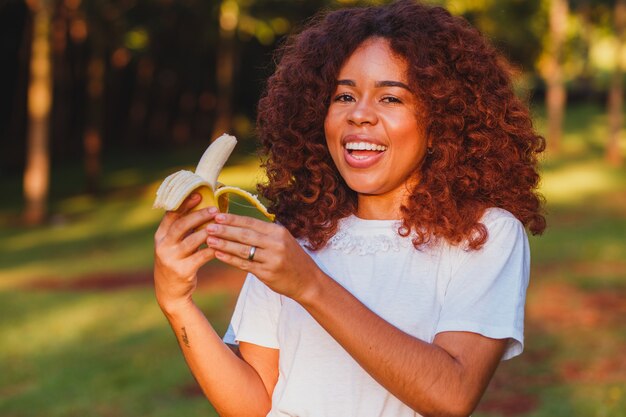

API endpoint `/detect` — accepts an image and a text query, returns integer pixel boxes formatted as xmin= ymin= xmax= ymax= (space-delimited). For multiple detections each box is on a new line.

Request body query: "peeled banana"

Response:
xmin=153 ymin=133 xmax=275 ymax=221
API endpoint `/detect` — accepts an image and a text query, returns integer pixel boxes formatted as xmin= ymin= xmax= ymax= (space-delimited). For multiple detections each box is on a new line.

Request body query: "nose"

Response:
xmin=348 ymin=99 xmax=378 ymax=126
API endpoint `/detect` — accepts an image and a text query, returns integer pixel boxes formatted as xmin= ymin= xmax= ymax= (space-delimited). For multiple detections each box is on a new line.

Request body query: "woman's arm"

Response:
xmin=206 ymin=213 xmax=507 ymax=417
xmin=160 ymin=301 xmax=277 ymax=416
xmin=298 ymin=273 xmax=506 ymax=417
xmin=154 ymin=197 xmax=277 ymax=416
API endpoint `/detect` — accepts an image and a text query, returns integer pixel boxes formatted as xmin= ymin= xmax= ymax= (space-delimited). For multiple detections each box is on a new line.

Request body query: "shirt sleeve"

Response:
xmin=223 ymin=273 xmax=282 ymax=349
xmin=435 ymin=209 xmax=530 ymax=360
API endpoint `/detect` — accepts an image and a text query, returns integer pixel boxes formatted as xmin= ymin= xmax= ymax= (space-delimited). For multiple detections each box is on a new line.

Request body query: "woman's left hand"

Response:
xmin=205 ymin=213 xmax=321 ymax=301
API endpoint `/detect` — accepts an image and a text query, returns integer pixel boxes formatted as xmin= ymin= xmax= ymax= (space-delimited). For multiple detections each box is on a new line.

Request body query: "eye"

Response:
xmin=381 ymin=95 xmax=402 ymax=104
xmin=333 ymin=93 xmax=355 ymax=102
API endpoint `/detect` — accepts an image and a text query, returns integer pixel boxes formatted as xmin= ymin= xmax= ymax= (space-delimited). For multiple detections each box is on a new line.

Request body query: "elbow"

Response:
xmin=440 ymin=405 xmax=475 ymax=417
xmin=419 ymin=408 xmax=473 ymax=417
xmin=411 ymin=395 xmax=478 ymax=417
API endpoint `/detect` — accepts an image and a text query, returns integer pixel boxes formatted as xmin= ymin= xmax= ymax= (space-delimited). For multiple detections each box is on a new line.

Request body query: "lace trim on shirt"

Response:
xmin=327 ymin=228 xmax=412 ymax=255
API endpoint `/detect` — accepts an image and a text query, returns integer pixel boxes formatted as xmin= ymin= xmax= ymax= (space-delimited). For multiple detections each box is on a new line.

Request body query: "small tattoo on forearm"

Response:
xmin=181 ymin=327 xmax=190 ymax=348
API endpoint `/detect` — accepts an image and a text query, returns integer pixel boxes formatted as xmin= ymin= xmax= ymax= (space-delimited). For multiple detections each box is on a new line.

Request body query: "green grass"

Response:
xmin=0 ymin=144 xmax=266 ymax=417
xmin=0 ymin=289 xmax=232 ymax=417
xmin=1 ymin=103 xmax=626 ymax=416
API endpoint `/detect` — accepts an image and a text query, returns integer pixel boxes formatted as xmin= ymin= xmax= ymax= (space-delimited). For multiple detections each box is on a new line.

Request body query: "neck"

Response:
xmin=356 ymin=192 xmax=405 ymax=220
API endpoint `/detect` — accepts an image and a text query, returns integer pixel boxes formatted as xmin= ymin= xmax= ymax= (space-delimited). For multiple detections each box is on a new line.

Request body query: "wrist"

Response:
xmin=296 ymin=268 xmax=326 ymax=309
xmin=157 ymin=293 xmax=197 ymax=318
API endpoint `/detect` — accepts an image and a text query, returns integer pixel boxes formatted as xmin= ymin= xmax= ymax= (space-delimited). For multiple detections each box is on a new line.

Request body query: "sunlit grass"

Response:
xmin=0 ymin=288 xmax=229 ymax=417
xmin=3 ymin=291 xmax=158 ymax=356
xmin=539 ymin=161 xmax=624 ymax=204
xmin=0 ymin=205 xmax=156 ymax=287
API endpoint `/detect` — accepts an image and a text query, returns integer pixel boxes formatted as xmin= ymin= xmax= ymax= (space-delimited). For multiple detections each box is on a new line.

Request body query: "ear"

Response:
xmin=426 ymin=140 xmax=434 ymax=155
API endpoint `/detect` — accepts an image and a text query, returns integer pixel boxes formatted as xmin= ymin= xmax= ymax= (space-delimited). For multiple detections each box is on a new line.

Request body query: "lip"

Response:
xmin=341 ymin=134 xmax=387 ymax=169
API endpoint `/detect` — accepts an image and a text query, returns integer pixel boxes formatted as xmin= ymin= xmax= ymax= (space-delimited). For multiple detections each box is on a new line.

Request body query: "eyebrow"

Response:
xmin=337 ymin=79 xmax=411 ymax=91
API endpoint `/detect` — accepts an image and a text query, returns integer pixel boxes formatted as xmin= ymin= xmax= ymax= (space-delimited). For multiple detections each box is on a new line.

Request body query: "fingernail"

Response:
xmin=215 ymin=214 xmax=226 ymax=222
xmin=207 ymin=237 xmax=219 ymax=245
xmin=206 ymin=224 xmax=218 ymax=233
xmin=208 ymin=206 xmax=218 ymax=214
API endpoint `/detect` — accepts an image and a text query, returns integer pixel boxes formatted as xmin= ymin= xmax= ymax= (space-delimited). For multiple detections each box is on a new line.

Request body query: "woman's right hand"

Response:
xmin=153 ymin=193 xmax=218 ymax=314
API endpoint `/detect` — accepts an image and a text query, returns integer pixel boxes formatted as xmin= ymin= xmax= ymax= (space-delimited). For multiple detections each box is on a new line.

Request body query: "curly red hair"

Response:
xmin=257 ymin=0 xmax=546 ymax=250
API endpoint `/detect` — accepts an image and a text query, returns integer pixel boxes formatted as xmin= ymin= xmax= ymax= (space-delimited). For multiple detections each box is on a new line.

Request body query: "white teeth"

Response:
xmin=344 ymin=142 xmax=387 ymax=151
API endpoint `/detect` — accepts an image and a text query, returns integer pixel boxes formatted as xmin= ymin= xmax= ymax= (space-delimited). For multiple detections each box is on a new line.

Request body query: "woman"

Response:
xmin=153 ymin=1 xmax=546 ymax=416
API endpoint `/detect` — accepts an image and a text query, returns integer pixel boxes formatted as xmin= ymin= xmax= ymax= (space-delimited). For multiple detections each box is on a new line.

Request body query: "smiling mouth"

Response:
xmin=344 ymin=141 xmax=388 ymax=160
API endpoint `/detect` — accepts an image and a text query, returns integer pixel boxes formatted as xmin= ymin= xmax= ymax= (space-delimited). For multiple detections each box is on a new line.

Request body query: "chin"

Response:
xmin=345 ymin=179 xmax=384 ymax=195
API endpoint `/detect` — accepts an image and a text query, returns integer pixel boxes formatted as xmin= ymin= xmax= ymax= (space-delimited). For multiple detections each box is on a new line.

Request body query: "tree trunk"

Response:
xmin=576 ymin=3 xmax=594 ymax=97
xmin=545 ymin=0 xmax=568 ymax=154
xmin=23 ymin=0 xmax=52 ymax=226
xmin=84 ymin=52 xmax=105 ymax=194
xmin=607 ymin=0 xmax=626 ymax=167
xmin=126 ymin=57 xmax=154 ymax=146
xmin=211 ymin=0 xmax=239 ymax=141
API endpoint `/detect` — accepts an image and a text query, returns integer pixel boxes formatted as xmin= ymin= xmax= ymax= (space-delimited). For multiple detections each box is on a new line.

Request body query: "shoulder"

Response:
xmin=478 ymin=207 xmax=526 ymax=245
xmin=480 ymin=207 xmax=521 ymax=227
xmin=464 ymin=208 xmax=529 ymax=268
xmin=445 ymin=208 xmax=528 ymax=268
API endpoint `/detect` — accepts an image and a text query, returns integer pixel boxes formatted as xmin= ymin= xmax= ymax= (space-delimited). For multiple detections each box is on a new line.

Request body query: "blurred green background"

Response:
xmin=1 ymin=0 xmax=625 ymax=416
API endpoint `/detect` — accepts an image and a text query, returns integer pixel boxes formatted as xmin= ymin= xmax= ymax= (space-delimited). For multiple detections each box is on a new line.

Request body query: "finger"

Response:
xmin=155 ymin=193 xmax=202 ymax=241
xmin=214 ymin=249 xmax=259 ymax=274
xmin=206 ymin=222 xmax=265 ymax=248
xmin=167 ymin=207 xmax=219 ymax=244
xmin=206 ymin=235 xmax=263 ymax=263
xmin=186 ymin=246 xmax=217 ymax=269
xmin=178 ymin=191 xmax=205 ymax=213
xmin=179 ymin=228 xmax=210 ymax=257
xmin=214 ymin=212 xmax=275 ymax=234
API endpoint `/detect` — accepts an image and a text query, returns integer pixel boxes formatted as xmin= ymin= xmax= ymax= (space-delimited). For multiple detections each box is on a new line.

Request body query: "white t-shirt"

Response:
xmin=224 ymin=207 xmax=530 ymax=417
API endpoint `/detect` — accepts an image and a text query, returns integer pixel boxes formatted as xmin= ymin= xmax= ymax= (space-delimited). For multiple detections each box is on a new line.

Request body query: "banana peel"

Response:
xmin=153 ymin=133 xmax=275 ymax=222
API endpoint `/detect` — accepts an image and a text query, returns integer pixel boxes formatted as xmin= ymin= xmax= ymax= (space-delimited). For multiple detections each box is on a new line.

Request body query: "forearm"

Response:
xmin=298 ymin=272 xmax=495 ymax=417
xmin=161 ymin=300 xmax=271 ymax=417
xmin=202 ymin=212 xmax=505 ymax=415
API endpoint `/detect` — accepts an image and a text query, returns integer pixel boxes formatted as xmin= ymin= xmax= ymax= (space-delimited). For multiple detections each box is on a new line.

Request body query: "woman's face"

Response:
xmin=324 ymin=37 xmax=427 ymax=205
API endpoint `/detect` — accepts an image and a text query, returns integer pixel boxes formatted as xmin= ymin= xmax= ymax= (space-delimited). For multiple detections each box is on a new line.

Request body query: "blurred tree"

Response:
xmin=211 ymin=0 xmax=334 ymax=141
xmin=23 ymin=0 xmax=53 ymax=225
xmin=12 ymin=0 xmax=602 ymax=215
xmin=568 ymin=0 xmax=625 ymax=165
xmin=568 ymin=1 xmax=595 ymax=97
xmin=607 ymin=0 xmax=625 ymax=166
xmin=212 ymin=0 xmax=241 ymax=140
xmin=48 ymin=0 xmax=102 ymax=193
xmin=436 ymin=0 xmax=543 ymax=75
xmin=81 ymin=0 xmax=106 ymax=194
xmin=0 ymin=0 xmax=30 ymax=177
xmin=542 ymin=0 xmax=569 ymax=154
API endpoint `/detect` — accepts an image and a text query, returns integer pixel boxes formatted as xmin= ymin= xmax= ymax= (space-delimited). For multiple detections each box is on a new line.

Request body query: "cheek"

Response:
xmin=323 ymin=116 xmax=330 ymax=139
xmin=323 ymin=116 xmax=339 ymax=163
xmin=323 ymin=110 xmax=335 ymax=134
xmin=323 ymin=113 xmax=342 ymax=147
